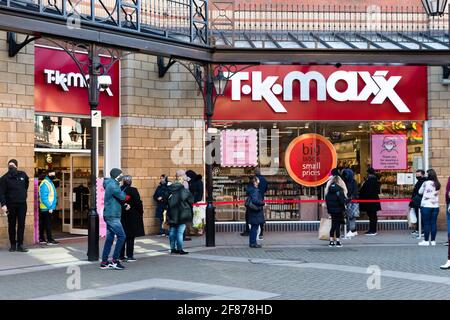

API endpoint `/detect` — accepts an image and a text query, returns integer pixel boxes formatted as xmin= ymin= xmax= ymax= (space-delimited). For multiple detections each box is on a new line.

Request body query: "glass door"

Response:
xmin=62 ymin=171 xmax=71 ymax=233
xmin=70 ymin=154 xmax=91 ymax=235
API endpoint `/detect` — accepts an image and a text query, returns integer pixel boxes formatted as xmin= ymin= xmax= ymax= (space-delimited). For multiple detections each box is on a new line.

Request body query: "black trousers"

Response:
xmin=7 ymin=203 xmax=27 ymax=247
xmin=39 ymin=210 xmax=54 ymax=241
xmin=120 ymin=236 xmax=135 ymax=259
xmin=330 ymin=216 xmax=343 ymax=239
xmin=367 ymin=210 xmax=378 ymax=233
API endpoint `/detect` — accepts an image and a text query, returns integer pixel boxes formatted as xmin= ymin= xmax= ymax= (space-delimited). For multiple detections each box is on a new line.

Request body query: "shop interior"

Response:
xmin=212 ymin=121 xmax=424 ymax=222
xmin=34 ymin=115 xmax=104 ymax=237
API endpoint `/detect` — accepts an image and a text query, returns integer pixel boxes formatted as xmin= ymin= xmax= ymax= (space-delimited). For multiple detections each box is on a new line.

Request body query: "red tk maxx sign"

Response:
xmin=213 ymin=65 xmax=427 ymax=121
xmin=34 ymin=46 xmax=120 ymax=117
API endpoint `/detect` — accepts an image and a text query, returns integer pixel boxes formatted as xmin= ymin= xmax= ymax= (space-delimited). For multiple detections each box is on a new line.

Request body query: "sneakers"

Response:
xmin=170 ymin=249 xmax=180 ymax=254
xmin=345 ymin=231 xmax=358 ymax=238
xmin=364 ymin=231 xmax=378 ymax=236
xmin=126 ymin=257 xmax=137 ymax=262
xmin=99 ymin=261 xmax=112 ymax=270
xmin=111 ymin=260 xmax=125 ymax=270
xmin=258 ymin=235 xmax=264 ymax=240
xmin=16 ymin=245 xmax=28 ymax=252
xmin=178 ymin=250 xmax=189 ymax=255
xmin=440 ymin=260 xmax=450 ymax=270
xmin=47 ymin=240 xmax=59 ymax=246
xmin=418 ymin=240 xmax=430 ymax=246
xmin=39 ymin=239 xmax=47 ymax=245
xmin=249 ymin=244 xmax=262 ymax=248
xmin=445 ymin=241 xmax=449 ymax=247
xmin=328 ymin=241 xmax=335 ymax=247
xmin=9 ymin=246 xmax=16 ymax=252
xmin=431 ymin=241 xmax=436 ymax=246
xmin=335 ymin=241 xmax=343 ymax=248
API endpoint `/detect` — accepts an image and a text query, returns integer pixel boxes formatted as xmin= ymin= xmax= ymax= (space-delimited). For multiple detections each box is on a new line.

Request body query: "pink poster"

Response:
xmin=371 ymin=134 xmax=407 ymax=170
xmin=220 ymin=129 xmax=258 ymax=167
xmin=96 ymin=178 xmax=106 ymax=237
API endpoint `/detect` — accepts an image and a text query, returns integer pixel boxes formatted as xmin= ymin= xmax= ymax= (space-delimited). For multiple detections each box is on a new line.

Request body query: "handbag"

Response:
xmin=346 ymin=202 xmax=360 ymax=218
xmin=412 ymin=194 xmax=422 ymax=208
xmin=245 ymin=197 xmax=260 ymax=211
xmin=318 ymin=218 xmax=331 ymax=240
xmin=408 ymin=207 xmax=417 ymax=225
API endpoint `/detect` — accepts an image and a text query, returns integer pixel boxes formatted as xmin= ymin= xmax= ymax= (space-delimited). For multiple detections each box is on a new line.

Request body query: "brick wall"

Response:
xmin=121 ymin=54 xmax=204 ymax=234
xmin=0 ymin=32 xmax=35 ymax=248
xmin=428 ymin=66 xmax=450 ymax=230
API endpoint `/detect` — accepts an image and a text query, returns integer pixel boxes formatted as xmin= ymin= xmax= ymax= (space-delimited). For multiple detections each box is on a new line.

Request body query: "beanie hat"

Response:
xmin=8 ymin=159 xmax=18 ymax=167
xmin=331 ymin=168 xmax=340 ymax=176
xmin=367 ymin=167 xmax=376 ymax=175
xmin=122 ymin=175 xmax=132 ymax=184
xmin=110 ymin=168 xmax=123 ymax=179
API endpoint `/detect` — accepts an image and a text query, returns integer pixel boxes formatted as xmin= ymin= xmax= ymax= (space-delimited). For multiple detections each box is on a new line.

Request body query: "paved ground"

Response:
xmin=0 ymin=231 xmax=449 ymax=300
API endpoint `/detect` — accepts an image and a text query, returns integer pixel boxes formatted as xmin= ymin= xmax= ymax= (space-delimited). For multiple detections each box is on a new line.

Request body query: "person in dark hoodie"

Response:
xmin=359 ymin=167 xmax=381 ymax=236
xmin=325 ymin=174 xmax=347 ymax=247
xmin=165 ymin=170 xmax=194 ymax=254
xmin=342 ymin=168 xmax=359 ymax=238
xmin=153 ymin=174 xmax=169 ymax=236
xmin=246 ymin=176 xmax=265 ymax=248
xmin=410 ymin=170 xmax=426 ymax=237
xmin=100 ymin=168 xmax=128 ymax=270
xmin=119 ymin=175 xmax=145 ymax=263
xmin=0 ymin=159 xmax=30 ymax=253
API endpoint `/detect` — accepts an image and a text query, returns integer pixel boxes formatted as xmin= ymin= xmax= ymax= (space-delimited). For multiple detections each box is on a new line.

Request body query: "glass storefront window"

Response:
xmin=34 ymin=115 xmax=104 ymax=154
xmin=213 ymin=121 xmax=424 ymax=222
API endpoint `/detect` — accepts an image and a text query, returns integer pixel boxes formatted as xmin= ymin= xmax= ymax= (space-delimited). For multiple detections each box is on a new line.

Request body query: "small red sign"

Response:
xmin=285 ymin=134 xmax=338 ymax=187
xmin=35 ymin=46 xmax=120 ymax=117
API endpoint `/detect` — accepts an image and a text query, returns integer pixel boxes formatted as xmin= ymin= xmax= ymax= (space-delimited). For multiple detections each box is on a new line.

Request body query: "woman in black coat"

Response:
xmin=359 ymin=167 xmax=381 ymax=235
xmin=120 ymin=176 xmax=145 ymax=262
xmin=153 ymin=175 xmax=168 ymax=236
xmin=246 ymin=176 xmax=265 ymax=248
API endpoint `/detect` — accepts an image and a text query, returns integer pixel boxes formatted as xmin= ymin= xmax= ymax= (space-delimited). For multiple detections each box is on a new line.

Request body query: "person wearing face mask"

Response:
xmin=0 ymin=159 xmax=30 ymax=252
xmin=119 ymin=175 xmax=144 ymax=262
xmin=153 ymin=174 xmax=169 ymax=236
xmin=100 ymin=168 xmax=128 ymax=270
xmin=38 ymin=169 xmax=59 ymax=245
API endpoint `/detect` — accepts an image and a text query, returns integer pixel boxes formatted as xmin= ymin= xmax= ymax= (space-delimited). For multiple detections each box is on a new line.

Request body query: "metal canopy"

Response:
xmin=1 ymin=1 xmax=450 ymax=65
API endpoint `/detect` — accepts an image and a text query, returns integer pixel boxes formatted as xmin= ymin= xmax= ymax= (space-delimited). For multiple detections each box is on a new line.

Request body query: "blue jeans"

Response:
xmin=102 ymin=218 xmax=126 ymax=262
xmin=169 ymin=224 xmax=186 ymax=251
xmin=420 ymin=207 xmax=439 ymax=241
xmin=249 ymin=224 xmax=259 ymax=246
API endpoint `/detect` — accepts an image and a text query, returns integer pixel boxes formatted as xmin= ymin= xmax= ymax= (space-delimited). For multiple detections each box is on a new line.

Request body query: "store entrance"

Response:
xmin=35 ymin=152 xmax=92 ymax=237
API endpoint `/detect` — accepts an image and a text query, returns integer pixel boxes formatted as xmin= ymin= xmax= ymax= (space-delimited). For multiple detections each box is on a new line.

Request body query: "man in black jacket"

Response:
xmin=0 ymin=159 xmax=30 ymax=252
xmin=411 ymin=170 xmax=426 ymax=236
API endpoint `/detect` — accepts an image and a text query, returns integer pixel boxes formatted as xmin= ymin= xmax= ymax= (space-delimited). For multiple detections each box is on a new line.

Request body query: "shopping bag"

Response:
xmin=408 ymin=207 xmax=417 ymax=224
xmin=162 ymin=210 xmax=170 ymax=230
xmin=318 ymin=218 xmax=331 ymax=240
xmin=346 ymin=202 xmax=360 ymax=218
xmin=193 ymin=206 xmax=206 ymax=230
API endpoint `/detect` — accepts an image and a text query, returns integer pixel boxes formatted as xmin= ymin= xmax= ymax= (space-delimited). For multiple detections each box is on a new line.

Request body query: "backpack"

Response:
xmin=325 ymin=184 xmax=346 ymax=207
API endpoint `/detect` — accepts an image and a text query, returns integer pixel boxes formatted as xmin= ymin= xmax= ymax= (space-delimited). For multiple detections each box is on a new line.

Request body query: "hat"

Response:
xmin=8 ymin=159 xmax=18 ymax=167
xmin=331 ymin=168 xmax=340 ymax=176
xmin=122 ymin=175 xmax=132 ymax=184
xmin=110 ymin=168 xmax=123 ymax=179
xmin=367 ymin=167 xmax=376 ymax=175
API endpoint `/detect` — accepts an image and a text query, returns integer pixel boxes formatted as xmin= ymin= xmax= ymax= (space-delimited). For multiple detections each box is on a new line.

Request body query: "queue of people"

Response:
xmin=0 ymin=158 xmax=449 ymax=271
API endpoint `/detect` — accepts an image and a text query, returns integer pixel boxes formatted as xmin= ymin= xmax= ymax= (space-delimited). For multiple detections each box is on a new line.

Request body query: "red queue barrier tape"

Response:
xmin=192 ymin=199 xmax=411 ymax=206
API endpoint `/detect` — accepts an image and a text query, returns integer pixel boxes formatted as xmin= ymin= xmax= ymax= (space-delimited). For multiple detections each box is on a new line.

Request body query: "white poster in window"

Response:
xmin=404 ymin=173 xmax=414 ymax=185
xmin=397 ymin=173 xmax=406 ymax=185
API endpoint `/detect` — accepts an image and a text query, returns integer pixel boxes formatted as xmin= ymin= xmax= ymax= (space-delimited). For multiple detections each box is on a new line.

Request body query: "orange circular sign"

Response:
xmin=285 ymin=134 xmax=338 ymax=187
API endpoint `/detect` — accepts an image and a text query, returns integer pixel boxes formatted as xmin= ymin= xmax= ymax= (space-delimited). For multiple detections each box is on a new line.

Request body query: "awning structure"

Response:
xmin=1 ymin=0 xmax=450 ymax=64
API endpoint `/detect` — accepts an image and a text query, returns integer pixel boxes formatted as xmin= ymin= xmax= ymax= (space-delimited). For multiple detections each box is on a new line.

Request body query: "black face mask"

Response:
xmin=8 ymin=166 xmax=17 ymax=174
xmin=49 ymin=176 xmax=56 ymax=181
